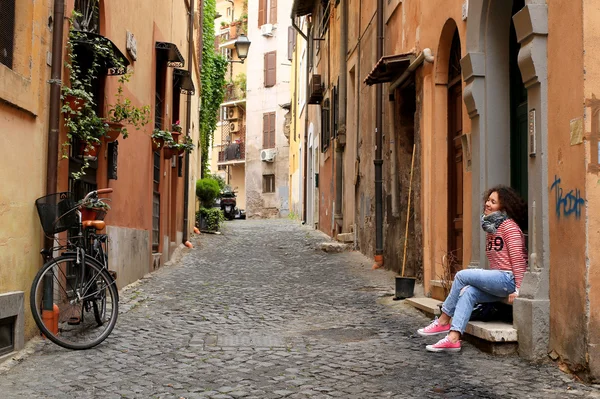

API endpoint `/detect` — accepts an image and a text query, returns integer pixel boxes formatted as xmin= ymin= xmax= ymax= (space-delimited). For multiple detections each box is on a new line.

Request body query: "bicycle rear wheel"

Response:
xmin=30 ymin=254 xmax=118 ymax=350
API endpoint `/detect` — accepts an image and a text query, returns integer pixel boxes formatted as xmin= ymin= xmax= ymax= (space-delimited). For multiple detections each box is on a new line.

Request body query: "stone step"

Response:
xmin=336 ymin=233 xmax=354 ymax=243
xmin=405 ymin=296 xmax=518 ymax=354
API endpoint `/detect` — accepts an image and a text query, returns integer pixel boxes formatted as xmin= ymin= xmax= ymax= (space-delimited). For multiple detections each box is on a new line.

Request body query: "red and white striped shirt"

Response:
xmin=485 ymin=219 xmax=527 ymax=290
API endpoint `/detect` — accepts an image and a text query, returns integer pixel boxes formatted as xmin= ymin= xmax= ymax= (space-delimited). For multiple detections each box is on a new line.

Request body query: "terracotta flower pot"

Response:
xmin=105 ymin=122 xmax=124 ymax=142
xmin=152 ymin=138 xmax=164 ymax=151
xmin=171 ymin=131 xmax=182 ymax=143
xmin=79 ymin=142 xmax=101 ymax=160
xmin=163 ymin=147 xmax=179 ymax=159
xmin=63 ymin=94 xmax=87 ymax=113
xmin=80 ymin=208 xmax=98 ymax=222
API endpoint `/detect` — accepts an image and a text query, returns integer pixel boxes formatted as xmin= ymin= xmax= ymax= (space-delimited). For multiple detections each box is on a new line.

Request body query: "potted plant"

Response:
xmin=151 ymin=129 xmax=173 ymax=151
xmin=171 ymin=120 xmax=183 ymax=142
xmin=195 ymin=177 xmax=224 ymax=232
xmin=165 ymin=135 xmax=194 ymax=158
xmin=104 ymin=72 xmax=151 ymax=142
xmin=80 ymin=198 xmax=111 ymax=222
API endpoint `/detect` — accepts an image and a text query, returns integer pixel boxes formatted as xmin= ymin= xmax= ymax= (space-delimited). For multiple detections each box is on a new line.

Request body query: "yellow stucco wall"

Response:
xmin=0 ymin=0 xmax=53 ymax=339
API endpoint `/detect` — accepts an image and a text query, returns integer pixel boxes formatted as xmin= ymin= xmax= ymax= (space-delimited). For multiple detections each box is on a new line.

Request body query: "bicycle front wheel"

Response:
xmin=30 ymin=254 xmax=119 ymax=350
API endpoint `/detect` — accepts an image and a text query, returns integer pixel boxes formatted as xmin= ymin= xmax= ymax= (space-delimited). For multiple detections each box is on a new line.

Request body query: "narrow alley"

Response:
xmin=0 ymin=220 xmax=597 ymax=398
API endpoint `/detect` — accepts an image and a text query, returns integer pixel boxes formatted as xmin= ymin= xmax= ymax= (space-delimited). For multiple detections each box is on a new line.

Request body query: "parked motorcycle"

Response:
xmin=220 ymin=187 xmax=237 ymax=220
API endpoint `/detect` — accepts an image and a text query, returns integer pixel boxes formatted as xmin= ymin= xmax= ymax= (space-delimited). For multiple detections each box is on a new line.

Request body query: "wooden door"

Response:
xmin=447 ymin=31 xmax=463 ymax=274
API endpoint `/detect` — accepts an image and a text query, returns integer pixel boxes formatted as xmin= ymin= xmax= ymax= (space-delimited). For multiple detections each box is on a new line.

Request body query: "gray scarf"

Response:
xmin=481 ymin=211 xmax=509 ymax=234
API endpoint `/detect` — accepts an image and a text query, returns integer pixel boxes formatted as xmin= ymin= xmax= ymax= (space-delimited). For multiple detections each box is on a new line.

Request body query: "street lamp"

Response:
xmin=230 ymin=34 xmax=251 ymax=64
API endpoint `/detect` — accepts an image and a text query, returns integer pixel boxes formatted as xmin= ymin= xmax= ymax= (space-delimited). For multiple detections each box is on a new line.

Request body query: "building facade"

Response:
xmin=209 ymin=0 xmax=247 ymax=211
xmin=291 ymin=0 xmax=600 ymax=381
xmin=245 ymin=0 xmax=293 ymax=218
xmin=0 ymin=0 xmax=202 ymax=355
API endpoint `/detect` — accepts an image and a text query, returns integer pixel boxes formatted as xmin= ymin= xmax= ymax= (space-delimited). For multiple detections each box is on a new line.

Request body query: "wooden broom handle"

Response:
xmin=401 ymin=144 xmax=416 ymax=277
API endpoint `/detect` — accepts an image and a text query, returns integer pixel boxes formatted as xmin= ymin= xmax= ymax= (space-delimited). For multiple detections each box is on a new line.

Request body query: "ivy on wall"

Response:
xmin=200 ymin=0 xmax=228 ymax=177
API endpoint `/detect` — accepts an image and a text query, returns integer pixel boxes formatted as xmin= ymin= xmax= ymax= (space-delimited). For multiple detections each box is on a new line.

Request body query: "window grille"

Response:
xmin=321 ymin=98 xmax=330 ymax=151
xmin=0 ymin=0 xmax=16 ymax=69
xmin=73 ymin=0 xmax=100 ymax=33
xmin=263 ymin=174 xmax=275 ymax=193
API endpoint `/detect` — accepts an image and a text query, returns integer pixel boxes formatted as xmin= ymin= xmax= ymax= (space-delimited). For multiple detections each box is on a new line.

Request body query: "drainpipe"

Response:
xmin=43 ymin=0 xmax=65 ymax=316
xmin=373 ymin=0 xmax=384 ymax=268
xmin=183 ymin=0 xmax=197 ymax=243
xmin=292 ymin=16 xmax=309 ymax=223
xmin=334 ymin=0 xmax=347 ymax=231
xmin=45 ymin=0 xmax=65 ymax=243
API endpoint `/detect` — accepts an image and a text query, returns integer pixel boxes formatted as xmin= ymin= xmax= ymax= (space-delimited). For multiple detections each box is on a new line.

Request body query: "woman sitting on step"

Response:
xmin=417 ymin=185 xmax=528 ymax=353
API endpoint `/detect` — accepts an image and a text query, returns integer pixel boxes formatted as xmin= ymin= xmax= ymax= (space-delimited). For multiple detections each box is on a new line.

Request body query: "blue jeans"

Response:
xmin=441 ymin=269 xmax=516 ymax=334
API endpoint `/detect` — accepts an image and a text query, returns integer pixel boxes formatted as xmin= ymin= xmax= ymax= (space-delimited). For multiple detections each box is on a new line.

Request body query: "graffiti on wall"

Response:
xmin=550 ymin=175 xmax=585 ymax=219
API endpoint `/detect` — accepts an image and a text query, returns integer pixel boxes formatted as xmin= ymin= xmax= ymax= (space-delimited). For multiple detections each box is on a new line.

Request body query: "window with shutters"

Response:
xmin=263 ymin=174 xmax=275 ymax=193
xmin=264 ymin=51 xmax=276 ymax=87
xmin=321 ymin=98 xmax=330 ymax=152
xmin=263 ymin=112 xmax=276 ymax=149
xmin=258 ymin=0 xmax=267 ymax=27
xmin=287 ymin=26 xmax=296 ymax=61
xmin=259 ymin=0 xmax=277 ymax=27
xmin=0 ymin=0 xmax=15 ymax=69
xmin=269 ymin=0 xmax=277 ymax=24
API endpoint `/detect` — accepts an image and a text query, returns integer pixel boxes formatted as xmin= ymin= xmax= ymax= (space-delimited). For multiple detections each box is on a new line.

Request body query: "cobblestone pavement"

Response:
xmin=1 ymin=219 xmax=599 ymax=398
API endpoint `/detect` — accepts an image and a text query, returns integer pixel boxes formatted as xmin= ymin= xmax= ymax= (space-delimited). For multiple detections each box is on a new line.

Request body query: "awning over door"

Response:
xmin=156 ymin=42 xmax=185 ymax=67
xmin=173 ymin=69 xmax=195 ymax=95
xmin=364 ymin=52 xmax=415 ymax=86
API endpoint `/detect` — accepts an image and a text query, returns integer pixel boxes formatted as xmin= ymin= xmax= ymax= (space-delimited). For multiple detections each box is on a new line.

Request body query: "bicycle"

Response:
xmin=31 ymin=188 xmax=119 ymax=350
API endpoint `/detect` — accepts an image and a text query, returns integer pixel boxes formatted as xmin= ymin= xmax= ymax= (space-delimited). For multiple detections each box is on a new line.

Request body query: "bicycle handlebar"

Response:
xmin=82 ymin=188 xmax=114 ymax=203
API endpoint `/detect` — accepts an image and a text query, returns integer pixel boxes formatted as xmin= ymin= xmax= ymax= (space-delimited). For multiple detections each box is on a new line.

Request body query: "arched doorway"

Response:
xmin=463 ymin=0 xmax=550 ymax=359
xmin=447 ymin=30 xmax=463 ymax=274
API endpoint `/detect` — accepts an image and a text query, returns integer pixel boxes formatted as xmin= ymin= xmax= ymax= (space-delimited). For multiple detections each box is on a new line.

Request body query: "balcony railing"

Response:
xmin=218 ymin=141 xmax=245 ymax=163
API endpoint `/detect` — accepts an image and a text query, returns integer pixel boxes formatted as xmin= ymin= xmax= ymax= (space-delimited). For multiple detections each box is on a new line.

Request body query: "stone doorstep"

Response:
xmin=336 ymin=233 xmax=354 ymax=243
xmin=405 ymin=297 xmax=518 ymax=343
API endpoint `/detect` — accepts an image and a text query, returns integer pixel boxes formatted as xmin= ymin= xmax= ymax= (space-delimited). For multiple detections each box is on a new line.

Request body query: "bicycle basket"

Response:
xmin=35 ymin=192 xmax=78 ymax=234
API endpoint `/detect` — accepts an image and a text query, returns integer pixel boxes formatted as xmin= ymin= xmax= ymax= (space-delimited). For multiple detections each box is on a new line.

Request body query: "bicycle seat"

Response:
xmin=82 ymin=220 xmax=106 ymax=231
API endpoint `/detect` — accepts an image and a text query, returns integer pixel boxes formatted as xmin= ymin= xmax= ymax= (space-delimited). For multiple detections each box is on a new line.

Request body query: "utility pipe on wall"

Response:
xmin=373 ymin=0 xmax=384 ymax=268
xmin=45 ymin=0 xmax=65 ymax=249
xmin=43 ymin=0 xmax=66 ymax=313
xmin=291 ymin=17 xmax=309 ymax=224
xmin=334 ymin=0 xmax=348 ymax=230
xmin=183 ymin=0 xmax=198 ymax=243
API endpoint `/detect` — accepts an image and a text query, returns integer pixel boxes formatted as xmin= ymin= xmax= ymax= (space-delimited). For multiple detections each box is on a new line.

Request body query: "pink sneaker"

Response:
xmin=417 ymin=318 xmax=451 ymax=336
xmin=426 ymin=336 xmax=461 ymax=353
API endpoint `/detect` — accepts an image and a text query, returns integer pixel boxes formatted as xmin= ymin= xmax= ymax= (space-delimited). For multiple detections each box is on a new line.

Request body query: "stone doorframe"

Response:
xmin=461 ymin=1 xmax=549 ymax=360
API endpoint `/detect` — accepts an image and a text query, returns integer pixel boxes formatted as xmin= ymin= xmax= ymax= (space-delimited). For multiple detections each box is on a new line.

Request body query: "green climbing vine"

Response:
xmin=200 ymin=0 xmax=228 ymax=177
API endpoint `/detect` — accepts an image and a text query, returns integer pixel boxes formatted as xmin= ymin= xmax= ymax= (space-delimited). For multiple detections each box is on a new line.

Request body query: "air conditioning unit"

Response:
xmin=229 ymin=121 xmax=240 ymax=133
xmin=261 ymin=23 xmax=274 ymax=37
xmin=260 ymin=148 xmax=276 ymax=162
xmin=227 ymin=107 xmax=240 ymax=120
xmin=308 ymin=74 xmax=323 ymax=104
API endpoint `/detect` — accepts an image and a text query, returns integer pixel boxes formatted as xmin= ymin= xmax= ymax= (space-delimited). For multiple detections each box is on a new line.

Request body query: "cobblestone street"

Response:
xmin=0 ymin=220 xmax=598 ymax=398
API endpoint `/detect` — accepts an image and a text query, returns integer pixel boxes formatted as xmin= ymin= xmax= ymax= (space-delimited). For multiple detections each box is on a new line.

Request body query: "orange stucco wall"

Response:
xmin=583 ymin=0 xmax=600 ymax=378
xmin=547 ymin=0 xmax=588 ymax=369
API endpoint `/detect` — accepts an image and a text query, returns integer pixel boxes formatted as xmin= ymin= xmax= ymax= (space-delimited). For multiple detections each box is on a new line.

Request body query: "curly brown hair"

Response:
xmin=483 ymin=185 xmax=528 ymax=231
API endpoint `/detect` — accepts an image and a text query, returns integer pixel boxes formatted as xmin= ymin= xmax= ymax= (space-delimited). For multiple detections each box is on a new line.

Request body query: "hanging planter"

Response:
xmin=171 ymin=131 xmax=181 ymax=143
xmin=104 ymin=121 xmax=124 ymax=142
xmin=63 ymin=94 xmax=87 ymax=113
xmin=78 ymin=141 xmax=101 ymax=161
xmin=163 ymin=146 xmax=179 ymax=159
xmin=152 ymin=138 xmax=164 ymax=151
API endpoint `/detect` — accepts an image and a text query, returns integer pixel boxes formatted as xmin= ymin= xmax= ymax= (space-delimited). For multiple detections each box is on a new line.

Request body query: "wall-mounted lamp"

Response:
xmin=228 ymin=34 xmax=251 ymax=64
